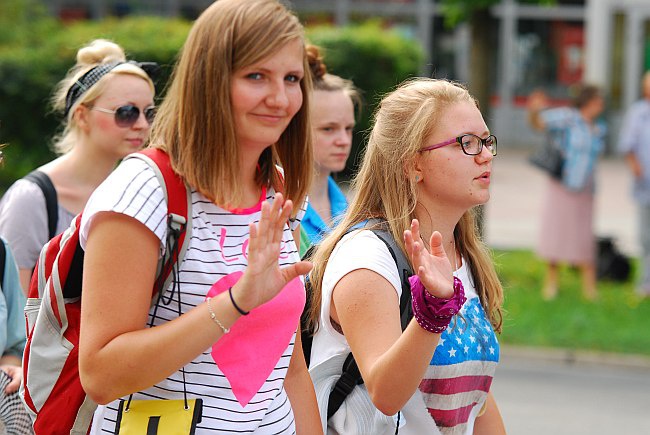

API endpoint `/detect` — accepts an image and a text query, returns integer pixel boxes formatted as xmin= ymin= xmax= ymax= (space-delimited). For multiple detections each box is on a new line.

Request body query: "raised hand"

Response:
xmin=403 ymin=219 xmax=454 ymax=299
xmin=233 ymin=193 xmax=312 ymax=312
xmin=527 ymin=89 xmax=549 ymax=112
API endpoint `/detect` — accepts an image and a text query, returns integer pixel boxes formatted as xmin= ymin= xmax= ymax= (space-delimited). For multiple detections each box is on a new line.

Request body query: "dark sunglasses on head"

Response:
xmin=90 ymin=105 xmax=156 ymax=128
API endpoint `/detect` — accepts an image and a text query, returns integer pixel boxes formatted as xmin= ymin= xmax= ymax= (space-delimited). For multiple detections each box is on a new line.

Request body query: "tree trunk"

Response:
xmin=468 ymin=8 xmax=493 ymax=119
xmin=468 ymin=8 xmax=493 ymax=238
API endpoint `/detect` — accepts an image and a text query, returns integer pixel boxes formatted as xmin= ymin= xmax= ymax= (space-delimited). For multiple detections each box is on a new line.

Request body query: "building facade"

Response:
xmin=45 ymin=0 xmax=650 ymax=149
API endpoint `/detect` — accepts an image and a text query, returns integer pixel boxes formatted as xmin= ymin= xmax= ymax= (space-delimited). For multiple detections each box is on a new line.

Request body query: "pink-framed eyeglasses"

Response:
xmin=420 ymin=134 xmax=497 ymax=156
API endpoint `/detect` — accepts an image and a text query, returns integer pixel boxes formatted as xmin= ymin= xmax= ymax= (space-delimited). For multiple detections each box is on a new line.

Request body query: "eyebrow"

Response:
xmin=245 ymin=65 xmax=304 ymax=75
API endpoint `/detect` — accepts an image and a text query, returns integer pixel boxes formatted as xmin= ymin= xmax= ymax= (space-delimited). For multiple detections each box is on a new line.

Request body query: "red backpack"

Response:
xmin=20 ymin=148 xmax=191 ymax=434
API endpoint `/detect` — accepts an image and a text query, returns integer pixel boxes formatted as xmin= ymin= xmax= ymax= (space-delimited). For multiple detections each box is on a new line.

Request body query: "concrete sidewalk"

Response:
xmin=484 ymin=149 xmax=639 ymax=256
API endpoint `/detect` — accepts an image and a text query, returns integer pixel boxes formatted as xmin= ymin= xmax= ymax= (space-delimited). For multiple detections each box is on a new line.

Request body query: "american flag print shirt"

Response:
xmin=418 ymin=294 xmax=499 ymax=434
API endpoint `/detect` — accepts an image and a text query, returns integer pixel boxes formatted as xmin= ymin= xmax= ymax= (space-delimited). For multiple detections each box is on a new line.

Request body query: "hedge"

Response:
xmin=307 ymin=22 xmax=425 ymax=176
xmin=0 ymin=15 xmax=191 ymax=186
xmin=0 ymin=15 xmax=423 ymax=188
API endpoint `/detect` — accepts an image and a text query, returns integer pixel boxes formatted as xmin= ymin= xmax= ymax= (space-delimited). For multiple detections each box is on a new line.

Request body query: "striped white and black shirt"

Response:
xmin=80 ymin=157 xmax=306 ymax=434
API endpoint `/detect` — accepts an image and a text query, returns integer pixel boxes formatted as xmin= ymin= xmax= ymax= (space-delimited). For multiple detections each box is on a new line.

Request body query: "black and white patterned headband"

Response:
xmin=63 ymin=60 xmax=159 ymax=117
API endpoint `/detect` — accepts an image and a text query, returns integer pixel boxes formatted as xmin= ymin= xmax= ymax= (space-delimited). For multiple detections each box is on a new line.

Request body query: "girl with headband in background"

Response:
xmin=0 ymin=38 xmax=156 ymax=294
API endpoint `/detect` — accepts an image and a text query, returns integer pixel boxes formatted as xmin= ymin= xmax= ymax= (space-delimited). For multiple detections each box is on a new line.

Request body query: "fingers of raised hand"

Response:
xmin=404 ymin=219 xmax=422 ymax=258
xmin=428 ymin=231 xmax=447 ymax=258
xmin=271 ymin=195 xmax=292 ymax=245
xmin=281 ymin=260 xmax=313 ymax=284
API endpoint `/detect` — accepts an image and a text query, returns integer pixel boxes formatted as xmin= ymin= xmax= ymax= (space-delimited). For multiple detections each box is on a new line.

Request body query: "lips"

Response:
xmin=252 ymin=113 xmax=286 ymax=123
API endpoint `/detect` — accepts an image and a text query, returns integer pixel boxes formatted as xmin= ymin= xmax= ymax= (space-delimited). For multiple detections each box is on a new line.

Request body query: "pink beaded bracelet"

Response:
xmin=408 ymin=275 xmax=467 ymax=333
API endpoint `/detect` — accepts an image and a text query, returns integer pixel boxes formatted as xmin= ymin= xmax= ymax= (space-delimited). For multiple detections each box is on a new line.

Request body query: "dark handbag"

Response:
xmin=596 ymin=237 xmax=631 ymax=282
xmin=528 ymin=130 xmax=565 ymax=180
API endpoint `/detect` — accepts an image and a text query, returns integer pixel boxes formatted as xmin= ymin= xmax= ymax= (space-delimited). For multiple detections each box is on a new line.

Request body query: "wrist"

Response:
xmin=230 ymin=280 xmax=256 ymax=314
xmin=409 ymin=275 xmax=466 ymax=334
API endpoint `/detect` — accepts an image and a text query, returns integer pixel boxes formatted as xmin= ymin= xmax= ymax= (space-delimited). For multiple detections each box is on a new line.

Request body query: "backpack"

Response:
xmin=22 ymin=170 xmax=58 ymax=241
xmin=0 ymin=171 xmax=57 ymax=285
xmin=301 ymin=220 xmax=413 ymax=420
xmin=20 ymin=148 xmax=192 ymax=435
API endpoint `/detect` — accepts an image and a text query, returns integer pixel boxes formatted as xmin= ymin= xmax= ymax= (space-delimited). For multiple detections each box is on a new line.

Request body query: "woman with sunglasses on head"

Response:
xmin=77 ymin=1 xmax=320 ymax=433
xmin=299 ymin=45 xmax=361 ymax=253
xmin=306 ymin=78 xmax=506 ymax=434
xmin=0 ymin=38 xmax=155 ymax=295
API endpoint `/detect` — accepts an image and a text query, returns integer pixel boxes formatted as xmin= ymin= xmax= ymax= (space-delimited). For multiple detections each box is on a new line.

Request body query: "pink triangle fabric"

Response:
xmin=207 ymin=271 xmax=305 ymax=406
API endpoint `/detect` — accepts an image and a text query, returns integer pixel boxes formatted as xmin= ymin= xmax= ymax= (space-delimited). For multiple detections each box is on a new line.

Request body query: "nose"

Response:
xmin=334 ymin=129 xmax=352 ymax=147
xmin=475 ymin=143 xmax=494 ymax=163
xmin=132 ymin=109 xmax=151 ymax=130
xmin=266 ymin=80 xmax=289 ymax=109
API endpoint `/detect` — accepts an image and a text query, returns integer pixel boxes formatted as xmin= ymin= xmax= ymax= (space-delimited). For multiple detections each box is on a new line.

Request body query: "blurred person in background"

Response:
xmin=300 ymin=45 xmax=361 ymax=255
xmin=0 ymin=39 xmax=156 ymax=294
xmin=618 ymin=71 xmax=650 ymax=298
xmin=527 ymin=85 xmax=606 ymax=301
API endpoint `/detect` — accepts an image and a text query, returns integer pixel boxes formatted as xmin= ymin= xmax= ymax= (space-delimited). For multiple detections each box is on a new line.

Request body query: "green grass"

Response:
xmin=493 ymin=250 xmax=650 ymax=357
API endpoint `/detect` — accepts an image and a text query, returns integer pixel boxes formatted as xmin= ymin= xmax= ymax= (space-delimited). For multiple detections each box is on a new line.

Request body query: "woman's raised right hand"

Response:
xmin=232 ymin=193 xmax=312 ymax=312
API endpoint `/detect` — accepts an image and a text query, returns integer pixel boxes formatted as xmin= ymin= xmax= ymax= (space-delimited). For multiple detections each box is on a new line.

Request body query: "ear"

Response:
xmin=408 ymin=156 xmax=425 ymax=184
xmin=74 ymin=105 xmax=92 ymax=133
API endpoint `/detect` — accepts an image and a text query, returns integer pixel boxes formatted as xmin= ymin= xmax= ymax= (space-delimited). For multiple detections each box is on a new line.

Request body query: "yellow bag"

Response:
xmin=115 ymin=398 xmax=203 ymax=434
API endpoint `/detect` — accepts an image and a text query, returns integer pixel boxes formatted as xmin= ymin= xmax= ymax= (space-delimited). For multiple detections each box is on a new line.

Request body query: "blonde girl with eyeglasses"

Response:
xmin=307 ymin=78 xmax=506 ymax=434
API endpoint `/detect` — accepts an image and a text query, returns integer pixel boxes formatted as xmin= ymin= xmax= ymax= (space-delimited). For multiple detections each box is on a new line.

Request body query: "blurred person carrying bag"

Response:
xmin=527 ymin=89 xmax=566 ymax=180
xmin=528 ymin=129 xmax=565 ymax=180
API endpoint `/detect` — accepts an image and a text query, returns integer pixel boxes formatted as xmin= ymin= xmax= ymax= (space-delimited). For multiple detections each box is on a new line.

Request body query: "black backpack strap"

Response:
xmin=327 ymin=353 xmax=363 ymax=419
xmin=24 ymin=170 xmax=58 ymax=240
xmin=326 ymin=221 xmax=414 ymax=420
xmin=371 ymin=228 xmax=413 ymax=330
xmin=0 ymin=238 xmax=6 ymax=290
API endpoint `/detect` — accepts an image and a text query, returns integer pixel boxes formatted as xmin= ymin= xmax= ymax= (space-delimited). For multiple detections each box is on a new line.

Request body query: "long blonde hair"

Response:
xmin=307 ymin=78 xmax=503 ymax=333
xmin=150 ymin=0 xmax=312 ymax=214
xmin=51 ymin=39 xmax=154 ymax=154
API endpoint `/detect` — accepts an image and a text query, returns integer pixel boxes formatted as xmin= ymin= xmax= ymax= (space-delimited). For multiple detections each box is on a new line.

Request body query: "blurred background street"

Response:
xmin=484 ymin=148 xmax=649 ymax=435
xmin=485 ymin=148 xmax=637 ymax=256
xmin=494 ymin=347 xmax=650 ymax=435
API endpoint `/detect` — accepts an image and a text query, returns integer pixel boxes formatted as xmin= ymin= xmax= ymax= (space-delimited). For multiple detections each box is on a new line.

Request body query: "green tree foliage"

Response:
xmin=308 ymin=21 xmax=424 ymax=176
xmin=0 ymin=12 xmax=191 ymax=186
xmin=0 ymin=11 xmax=421 ymax=187
xmin=439 ymin=0 xmax=556 ymax=26
xmin=437 ymin=0 xmax=556 ymax=115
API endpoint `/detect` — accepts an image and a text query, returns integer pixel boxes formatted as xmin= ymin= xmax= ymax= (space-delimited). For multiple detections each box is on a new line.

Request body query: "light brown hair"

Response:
xmin=150 ymin=0 xmax=313 ymax=214
xmin=306 ymin=78 xmax=503 ymax=333
xmin=306 ymin=44 xmax=362 ymax=115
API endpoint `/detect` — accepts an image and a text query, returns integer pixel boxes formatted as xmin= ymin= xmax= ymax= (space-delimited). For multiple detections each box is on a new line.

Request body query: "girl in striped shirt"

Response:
xmin=78 ymin=1 xmax=321 ymax=433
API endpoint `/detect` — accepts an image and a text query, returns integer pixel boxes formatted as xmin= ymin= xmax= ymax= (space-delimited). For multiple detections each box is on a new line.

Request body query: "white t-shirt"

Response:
xmin=80 ymin=157 xmax=306 ymax=434
xmin=310 ymin=229 xmax=496 ymax=435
